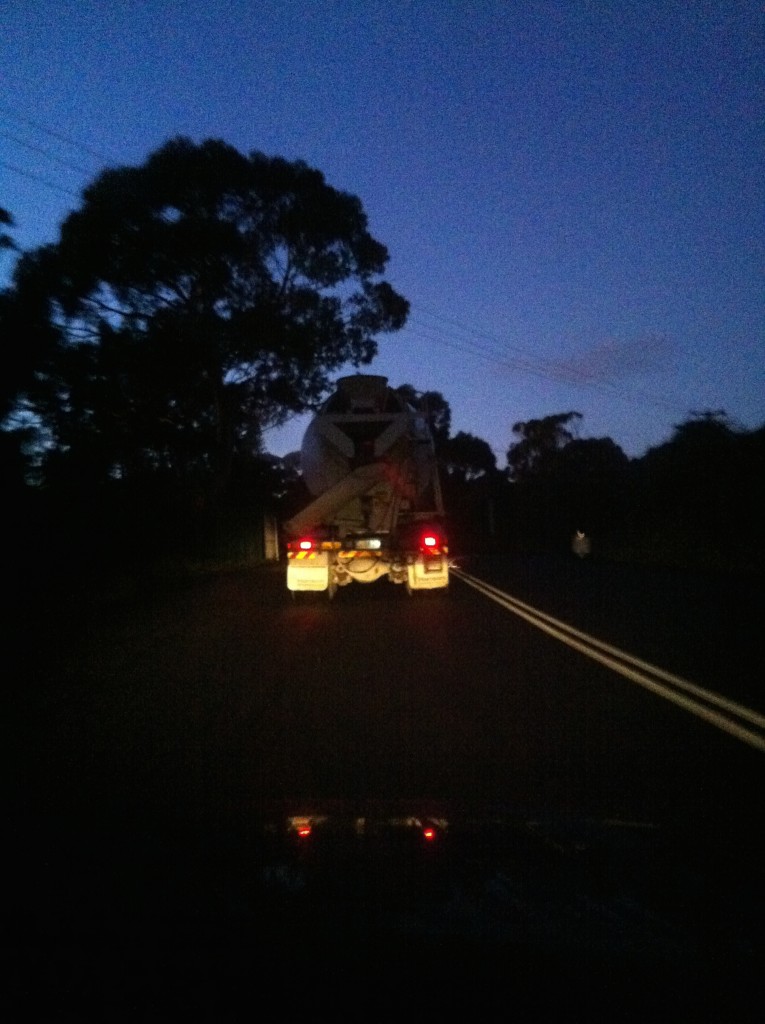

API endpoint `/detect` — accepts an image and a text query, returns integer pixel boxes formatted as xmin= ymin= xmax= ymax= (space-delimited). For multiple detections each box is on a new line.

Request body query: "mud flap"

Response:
xmin=406 ymin=555 xmax=449 ymax=591
xmin=287 ymin=552 xmax=331 ymax=592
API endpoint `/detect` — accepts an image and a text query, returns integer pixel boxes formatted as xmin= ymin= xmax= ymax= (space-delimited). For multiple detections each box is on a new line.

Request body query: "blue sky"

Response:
xmin=2 ymin=0 xmax=763 ymax=463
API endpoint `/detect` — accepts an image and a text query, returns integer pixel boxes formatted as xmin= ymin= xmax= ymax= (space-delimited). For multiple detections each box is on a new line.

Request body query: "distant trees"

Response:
xmin=438 ymin=429 xmax=500 ymax=552
xmin=420 ymin=390 xmax=452 ymax=454
xmin=628 ymin=411 xmax=764 ymax=568
xmin=395 ymin=389 xmax=499 ymax=548
xmin=552 ymin=437 xmax=630 ymax=529
xmin=1 ymin=138 xmax=408 ymax=498
xmin=0 ymin=206 xmax=16 ymax=255
xmin=442 ymin=431 xmax=496 ymax=483
xmin=506 ymin=411 xmax=582 ymax=481
xmin=504 ymin=411 xmax=629 ymax=552
xmin=500 ymin=408 xmax=763 ymax=570
xmin=395 ymin=385 xmax=452 ymax=456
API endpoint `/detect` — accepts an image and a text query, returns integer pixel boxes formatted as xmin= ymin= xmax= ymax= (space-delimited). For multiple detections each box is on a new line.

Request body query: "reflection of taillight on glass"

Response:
xmin=289 ymin=816 xmax=314 ymax=837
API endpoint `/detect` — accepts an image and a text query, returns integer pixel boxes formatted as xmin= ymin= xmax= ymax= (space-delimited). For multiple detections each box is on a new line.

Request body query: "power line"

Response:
xmin=408 ymin=317 xmax=603 ymax=388
xmin=412 ymin=305 xmax=640 ymax=389
xmin=0 ymin=129 xmax=95 ymax=176
xmin=0 ymin=158 xmax=81 ymax=198
xmin=405 ymin=304 xmax=686 ymax=416
xmin=0 ymin=105 xmax=113 ymax=163
xmin=0 ymin=108 xmax=114 ymax=207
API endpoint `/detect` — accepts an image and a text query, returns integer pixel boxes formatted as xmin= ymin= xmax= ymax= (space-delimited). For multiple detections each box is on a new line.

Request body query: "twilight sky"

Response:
xmin=2 ymin=0 xmax=763 ymax=464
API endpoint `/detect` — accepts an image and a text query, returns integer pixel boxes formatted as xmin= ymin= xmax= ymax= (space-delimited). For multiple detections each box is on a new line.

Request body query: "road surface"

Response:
xmin=9 ymin=555 xmax=764 ymax=1018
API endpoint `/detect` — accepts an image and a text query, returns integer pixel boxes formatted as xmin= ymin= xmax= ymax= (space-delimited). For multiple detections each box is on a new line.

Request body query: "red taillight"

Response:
xmin=422 ymin=535 xmax=438 ymax=548
xmin=290 ymin=816 xmax=314 ymax=837
xmin=298 ymin=538 xmax=314 ymax=551
xmin=422 ymin=826 xmax=437 ymax=841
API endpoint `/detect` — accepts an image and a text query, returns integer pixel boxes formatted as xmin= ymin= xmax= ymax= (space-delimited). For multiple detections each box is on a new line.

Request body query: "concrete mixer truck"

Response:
xmin=284 ymin=375 xmax=449 ymax=597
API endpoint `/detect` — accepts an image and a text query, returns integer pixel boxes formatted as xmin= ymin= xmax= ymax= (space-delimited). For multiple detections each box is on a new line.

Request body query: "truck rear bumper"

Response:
xmin=286 ymin=551 xmax=449 ymax=592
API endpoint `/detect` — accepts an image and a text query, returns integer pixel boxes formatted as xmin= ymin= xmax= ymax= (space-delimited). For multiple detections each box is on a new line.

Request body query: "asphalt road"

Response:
xmin=8 ymin=555 xmax=764 ymax=1019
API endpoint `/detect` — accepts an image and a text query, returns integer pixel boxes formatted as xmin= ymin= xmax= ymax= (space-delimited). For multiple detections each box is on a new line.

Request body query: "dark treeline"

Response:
xmin=437 ymin=408 xmax=764 ymax=574
xmin=2 ymin=140 xmax=763 ymax=592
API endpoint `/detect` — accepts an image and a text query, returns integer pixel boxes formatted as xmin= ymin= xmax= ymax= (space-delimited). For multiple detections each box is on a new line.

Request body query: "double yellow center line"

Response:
xmin=453 ymin=569 xmax=765 ymax=753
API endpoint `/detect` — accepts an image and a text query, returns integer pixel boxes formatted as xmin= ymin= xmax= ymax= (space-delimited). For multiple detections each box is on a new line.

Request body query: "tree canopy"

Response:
xmin=394 ymin=385 xmax=452 ymax=456
xmin=2 ymin=138 xmax=408 ymax=495
xmin=0 ymin=206 xmax=16 ymax=254
xmin=506 ymin=411 xmax=582 ymax=481
xmin=442 ymin=430 xmax=497 ymax=482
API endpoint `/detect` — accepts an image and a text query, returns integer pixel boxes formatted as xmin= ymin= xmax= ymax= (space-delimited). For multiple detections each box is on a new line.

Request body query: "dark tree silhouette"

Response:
xmin=3 ymin=139 xmax=408 ymax=496
xmin=442 ymin=430 xmax=497 ymax=482
xmin=438 ymin=430 xmax=502 ymax=552
xmin=506 ymin=411 xmax=582 ymax=481
xmin=551 ymin=436 xmax=630 ymax=537
xmin=420 ymin=390 xmax=452 ymax=454
xmin=395 ymin=385 xmax=452 ymax=456
xmin=0 ymin=206 xmax=16 ymax=254
xmin=628 ymin=410 xmax=765 ymax=569
xmin=503 ymin=413 xmax=633 ymax=552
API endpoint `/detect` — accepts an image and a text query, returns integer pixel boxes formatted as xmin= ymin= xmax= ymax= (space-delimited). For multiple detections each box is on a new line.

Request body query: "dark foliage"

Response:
xmin=623 ymin=413 xmax=765 ymax=571
xmin=442 ymin=431 xmax=497 ymax=483
xmin=506 ymin=411 xmax=583 ymax=481
xmin=0 ymin=205 xmax=16 ymax=253
xmin=502 ymin=410 xmax=764 ymax=572
xmin=1 ymin=140 xmax=408 ymax=500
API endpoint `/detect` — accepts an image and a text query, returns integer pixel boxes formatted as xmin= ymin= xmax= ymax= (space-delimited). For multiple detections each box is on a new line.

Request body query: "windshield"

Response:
xmin=4 ymin=4 xmax=762 ymax=1020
